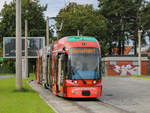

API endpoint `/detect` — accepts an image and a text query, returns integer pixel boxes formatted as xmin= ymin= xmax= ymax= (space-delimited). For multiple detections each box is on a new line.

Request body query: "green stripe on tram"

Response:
xmin=67 ymin=36 xmax=97 ymax=42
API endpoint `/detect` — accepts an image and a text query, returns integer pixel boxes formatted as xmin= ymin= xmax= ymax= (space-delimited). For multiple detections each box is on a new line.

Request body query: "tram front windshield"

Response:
xmin=69 ymin=47 xmax=100 ymax=80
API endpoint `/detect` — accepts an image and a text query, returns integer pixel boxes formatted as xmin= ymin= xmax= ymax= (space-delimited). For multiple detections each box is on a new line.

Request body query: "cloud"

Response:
xmin=67 ymin=0 xmax=98 ymax=7
xmin=0 ymin=0 xmax=98 ymax=17
xmin=40 ymin=0 xmax=98 ymax=17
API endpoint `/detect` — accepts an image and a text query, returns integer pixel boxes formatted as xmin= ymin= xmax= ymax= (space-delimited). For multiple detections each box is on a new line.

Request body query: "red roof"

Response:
xmin=112 ymin=46 xmax=133 ymax=55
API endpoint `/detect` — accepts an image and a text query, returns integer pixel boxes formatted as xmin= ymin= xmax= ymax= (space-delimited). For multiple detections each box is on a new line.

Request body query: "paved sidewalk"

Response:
xmin=29 ymin=81 xmax=88 ymax=113
xmin=0 ymin=75 xmax=15 ymax=79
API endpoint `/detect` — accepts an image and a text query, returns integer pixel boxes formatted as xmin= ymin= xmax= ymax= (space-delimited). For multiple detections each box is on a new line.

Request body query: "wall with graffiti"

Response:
xmin=105 ymin=61 xmax=148 ymax=76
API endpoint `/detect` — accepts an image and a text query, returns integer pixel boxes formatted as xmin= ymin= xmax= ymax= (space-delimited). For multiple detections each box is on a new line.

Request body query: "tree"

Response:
xmin=98 ymin=0 xmax=150 ymax=55
xmin=55 ymin=3 xmax=108 ymax=56
xmin=98 ymin=0 xmax=140 ymax=55
xmin=141 ymin=1 xmax=150 ymax=44
xmin=0 ymin=0 xmax=47 ymax=39
xmin=0 ymin=0 xmax=49 ymax=73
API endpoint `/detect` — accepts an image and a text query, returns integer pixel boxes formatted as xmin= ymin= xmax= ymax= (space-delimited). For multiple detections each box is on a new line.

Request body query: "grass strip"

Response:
xmin=29 ymin=73 xmax=36 ymax=81
xmin=132 ymin=75 xmax=150 ymax=79
xmin=0 ymin=77 xmax=55 ymax=113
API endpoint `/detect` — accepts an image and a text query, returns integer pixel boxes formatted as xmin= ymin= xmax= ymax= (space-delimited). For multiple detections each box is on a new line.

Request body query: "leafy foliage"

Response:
xmin=0 ymin=0 xmax=47 ymax=39
xmin=98 ymin=0 xmax=138 ymax=54
xmin=98 ymin=0 xmax=149 ymax=55
xmin=0 ymin=0 xmax=49 ymax=73
xmin=56 ymin=3 xmax=108 ymax=56
xmin=141 ymin=2 xmax=150 ymax=39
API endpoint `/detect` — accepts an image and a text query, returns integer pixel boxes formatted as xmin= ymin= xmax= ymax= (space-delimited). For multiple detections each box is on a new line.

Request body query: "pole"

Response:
xmin=16 ymin=0 xmax=22 ymax=89
xmin=46 ymin=16 xmax=49 ymax=45
xmin=138 ymin=29 xmax=142 ymax=75
xmin=77 ymin=30 xmax=80 ymax=36
xmin=25 ymin=20 xmax=28 ymax=79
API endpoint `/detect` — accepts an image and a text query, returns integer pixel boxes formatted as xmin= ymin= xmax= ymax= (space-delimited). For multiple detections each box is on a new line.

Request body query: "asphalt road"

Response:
xmin=99 ymin=77 xmax=150 ymax=113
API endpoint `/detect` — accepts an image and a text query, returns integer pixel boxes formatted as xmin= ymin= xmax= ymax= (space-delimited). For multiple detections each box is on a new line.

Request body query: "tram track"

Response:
xmin=95 ymin=99 xmax=131 ymax=113
xmin=66 ymin=98 xmax=131 ymax=113
xmin=67 ymin=100 xmax=94 ymax=113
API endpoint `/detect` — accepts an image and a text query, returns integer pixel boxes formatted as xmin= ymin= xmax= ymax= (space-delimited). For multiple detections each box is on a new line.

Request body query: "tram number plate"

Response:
xmin=87 ymin=81 xmax=92 ymax=85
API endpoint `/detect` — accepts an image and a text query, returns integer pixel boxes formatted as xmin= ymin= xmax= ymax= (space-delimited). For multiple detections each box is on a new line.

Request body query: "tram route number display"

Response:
xmin=72 ymin=48 xmax=97 ymax=54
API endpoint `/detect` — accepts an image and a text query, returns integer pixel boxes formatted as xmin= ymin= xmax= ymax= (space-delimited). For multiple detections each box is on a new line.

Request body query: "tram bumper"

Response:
xmin=66 ymin=86 xmax=102 ymax=98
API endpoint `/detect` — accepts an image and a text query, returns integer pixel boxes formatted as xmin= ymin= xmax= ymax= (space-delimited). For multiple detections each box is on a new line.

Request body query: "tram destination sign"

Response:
xmin=3 ymin=37 xmax=45 ymax=58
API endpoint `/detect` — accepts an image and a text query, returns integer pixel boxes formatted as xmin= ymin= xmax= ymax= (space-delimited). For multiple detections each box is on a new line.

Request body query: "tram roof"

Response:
xmin=66 ymin=36 xmax=97 ymax=42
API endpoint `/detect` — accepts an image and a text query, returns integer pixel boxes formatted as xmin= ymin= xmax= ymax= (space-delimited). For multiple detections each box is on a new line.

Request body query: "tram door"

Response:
xmin=47 ymin=54 xmax=53 ymax=88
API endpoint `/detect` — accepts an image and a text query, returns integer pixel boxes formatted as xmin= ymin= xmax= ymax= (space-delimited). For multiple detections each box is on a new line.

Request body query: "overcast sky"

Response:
xmin=40 ymin=0 xmax=98 ymax=17
xmin=0 ymin=0 xmax=98 ymax=17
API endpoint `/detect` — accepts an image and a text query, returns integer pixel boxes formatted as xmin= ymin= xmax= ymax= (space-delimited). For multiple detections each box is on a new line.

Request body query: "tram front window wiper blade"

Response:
xmin=76 ymin=71 xmax=86 ymax=84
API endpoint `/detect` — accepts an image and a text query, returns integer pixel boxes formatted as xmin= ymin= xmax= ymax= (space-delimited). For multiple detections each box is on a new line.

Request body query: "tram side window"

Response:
xmin=49 ymin=53 xmax=53 ymax=85
xmin=99 ymin=56 xmax=102 ymax=79
xmin=64 ymin=55 xmax=68 ymax=79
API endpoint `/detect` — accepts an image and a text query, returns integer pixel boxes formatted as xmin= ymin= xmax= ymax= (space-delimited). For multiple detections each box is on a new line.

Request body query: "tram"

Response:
xmin=36 ymin=36 xmax=102 ymax=98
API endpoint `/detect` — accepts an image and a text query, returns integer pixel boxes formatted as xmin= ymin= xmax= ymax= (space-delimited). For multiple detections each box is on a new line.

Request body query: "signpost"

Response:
xmin=3 ymin=37 xmax=45 ymax=58
xmin=3 ymin=37 xmax=45 ymax=78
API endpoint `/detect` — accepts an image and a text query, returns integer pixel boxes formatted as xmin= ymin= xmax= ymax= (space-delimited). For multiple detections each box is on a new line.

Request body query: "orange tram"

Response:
xmin=36 ymin=36 xmax=102 ymax=98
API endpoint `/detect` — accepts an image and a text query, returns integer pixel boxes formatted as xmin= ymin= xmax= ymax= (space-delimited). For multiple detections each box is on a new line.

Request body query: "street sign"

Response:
xmin=3 ymin=37 xmax=45 ymax=58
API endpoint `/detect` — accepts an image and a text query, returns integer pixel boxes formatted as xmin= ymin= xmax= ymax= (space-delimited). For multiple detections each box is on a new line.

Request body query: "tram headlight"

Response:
xmin=74 ymin=80 xmax=78 ymax=84
xmin=93 ymin=80 xmax=97 ymax=84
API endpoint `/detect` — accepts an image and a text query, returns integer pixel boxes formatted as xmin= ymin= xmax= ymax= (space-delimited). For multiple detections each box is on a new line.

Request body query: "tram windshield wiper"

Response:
xmin=75 ymin=71 xmax=87 ymax=84
xmin=71 ymin=68 xmax=87 ymax=84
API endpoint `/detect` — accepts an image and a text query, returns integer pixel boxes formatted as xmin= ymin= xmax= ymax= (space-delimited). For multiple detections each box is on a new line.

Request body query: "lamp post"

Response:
xmin=138 ymin=29 xmax=142 ymax=75
xmin=46 ymin=16 xmax=49 ymax=46
xmin=16 ymin=0 xmax=22 ymax=90
xmin=46 ymin=17 xmax=64 ymax=43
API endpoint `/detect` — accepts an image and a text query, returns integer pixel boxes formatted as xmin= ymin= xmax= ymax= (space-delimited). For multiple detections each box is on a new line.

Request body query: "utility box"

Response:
xmin=102 ymin=55 xmax=149 ymax=76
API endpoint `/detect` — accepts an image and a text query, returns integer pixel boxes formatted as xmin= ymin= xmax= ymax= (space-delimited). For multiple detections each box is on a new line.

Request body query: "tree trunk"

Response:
xmin=121 ymin=40 xmax=125 ymax=55
xmin=109 ymin=42 xmax=112 ymax=55
xmin=134 ymin=27 xmax=138 ymax=55
xmin=118 ymin=40 xmax=121 ymax=55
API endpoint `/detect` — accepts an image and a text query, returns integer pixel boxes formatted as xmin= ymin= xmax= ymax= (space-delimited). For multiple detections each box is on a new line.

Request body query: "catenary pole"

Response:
xmin=138 ymin=29 xmax=142 ymax=75
xmin=46 ymin=16 xmax=49 ymax=45
xmin=16 ymin=0 xmax=22 ymax=89
xmin=25 ymin=20 xmax=28 ymax=79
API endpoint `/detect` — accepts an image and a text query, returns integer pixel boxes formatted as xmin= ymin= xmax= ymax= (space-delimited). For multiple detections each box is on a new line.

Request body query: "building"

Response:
xmin=112 ymin=46 xmax=134 ymax=55
xmin=112 ymin=45 xmax=150 ymax=55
